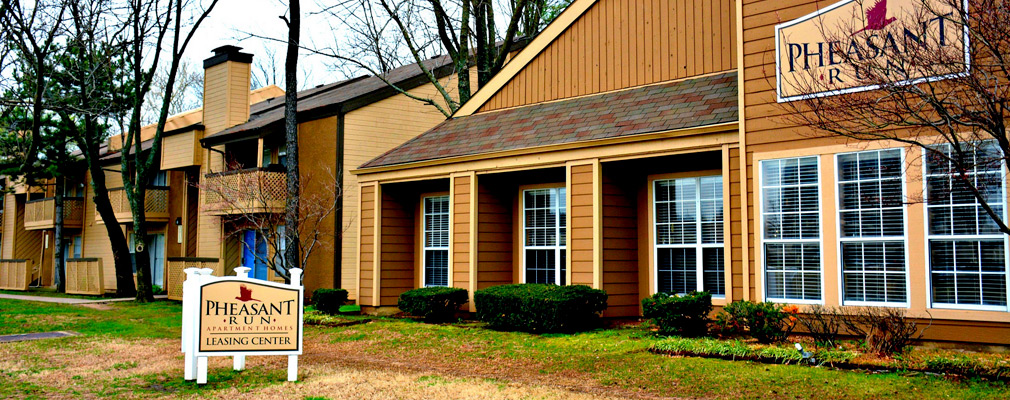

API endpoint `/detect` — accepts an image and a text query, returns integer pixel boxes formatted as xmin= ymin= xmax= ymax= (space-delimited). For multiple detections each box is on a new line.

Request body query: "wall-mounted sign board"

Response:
xmin=181 ymin=266 xmax=304 ymax=384
xmin=775 ymin=0 xmax=969 ymax=102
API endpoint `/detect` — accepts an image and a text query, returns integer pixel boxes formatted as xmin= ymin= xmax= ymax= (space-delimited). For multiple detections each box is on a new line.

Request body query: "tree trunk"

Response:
xmin=53 ymin=174 xmax=65 ymax=293
xmin=82 ymin=120 xmax=135 ymax=297
xmin=283 ymin=0 xmax=301 ymax=274
xmin=457 ymin=0 xmax=471 ymax=104
xmin=132 ymin=185 xmax=154 ymax=302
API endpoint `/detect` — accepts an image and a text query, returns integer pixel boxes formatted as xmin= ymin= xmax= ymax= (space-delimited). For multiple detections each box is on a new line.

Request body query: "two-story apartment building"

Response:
xmin=0 ymin=45 xmax=466 ymax=299
xmin=351 ymin=0 xmax=1010 ymax=345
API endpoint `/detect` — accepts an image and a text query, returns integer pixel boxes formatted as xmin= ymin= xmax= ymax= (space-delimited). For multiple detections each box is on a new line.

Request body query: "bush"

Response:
xmin=841 ymin=307 xmax=926 ymax=356
xmin=798 ymin=304 xmax=845 ymax=348
xmin=716 ymin=301 xmax=798 ymax=344
xmin=474 ymin=284 xmax=607 ymax=333
xmin=397 ymin=287 xmax=469 ymax=322
xmin=641 ymin=292 xmax=713 ymax=337
xmin=311 ymin=288 xmax=349 ymax=315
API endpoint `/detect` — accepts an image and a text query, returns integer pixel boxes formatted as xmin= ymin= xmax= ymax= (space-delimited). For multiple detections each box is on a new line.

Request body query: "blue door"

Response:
xmin=242 ymin=230 xmax=269 ymax=280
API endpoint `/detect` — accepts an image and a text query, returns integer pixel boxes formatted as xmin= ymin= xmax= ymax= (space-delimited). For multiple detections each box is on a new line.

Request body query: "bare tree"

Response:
xmin=197 ymin=164 xmax=341 ymax=279
xmin=779 ymin=0 xmax=1010 ymax=235
xmin=251 ymin=45 xmax=282 ymax=90
xmin=142 ymin=58 xmax=203 ymax=125
xmin=283 ymin=0 xmax=301 ymax=279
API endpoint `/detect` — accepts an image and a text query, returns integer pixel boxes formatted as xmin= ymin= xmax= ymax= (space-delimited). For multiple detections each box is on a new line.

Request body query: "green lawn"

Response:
xmin=0 ymin=298 xmax=181 ymax=338
xmin=0 ymin=299 xmax=1007 ymax=399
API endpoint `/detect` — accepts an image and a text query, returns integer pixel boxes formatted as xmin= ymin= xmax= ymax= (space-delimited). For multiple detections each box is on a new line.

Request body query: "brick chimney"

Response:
xmin=202 ymin=45 xmax=253 ymax=135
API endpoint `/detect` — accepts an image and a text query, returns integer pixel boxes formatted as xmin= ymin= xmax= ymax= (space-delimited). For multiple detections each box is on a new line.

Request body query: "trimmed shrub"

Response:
xmin=311 ymin=288 xmax=349 ymax=315
xmin=840 ymin=306 xmax=926 ymax=356
xmin=716 ymin=301 xmax=798 ymax=343
xmin=398 ymin=287 xmax=469 ymax=322
xmin=641 ymin=292 xmax=712 ymax=337
xmin=474 ymin=284 xmax=608 ymax=333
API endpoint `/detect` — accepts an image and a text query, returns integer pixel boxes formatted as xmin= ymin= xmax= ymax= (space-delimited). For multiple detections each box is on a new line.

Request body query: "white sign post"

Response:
xmin=180 ymin=266 xmax=304 ymax=384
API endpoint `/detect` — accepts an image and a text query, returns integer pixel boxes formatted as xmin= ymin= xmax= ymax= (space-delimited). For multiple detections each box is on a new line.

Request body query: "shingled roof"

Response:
xmin=360 ymin=71 xmax=738 ymax=169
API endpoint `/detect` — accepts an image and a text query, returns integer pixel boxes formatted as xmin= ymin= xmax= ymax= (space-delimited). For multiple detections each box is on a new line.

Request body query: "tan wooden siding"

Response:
xmin=475 ymin=181 xmax=513 ymax=290
xmin=342 ymin=75 xmax=465 ymax=299
xmin=358 ymin=184 xmax=376 ymax=306
xmin=568 ymin=164 xmax=594 ymax=286
xmin=378 ymin=190 xmax=416 ymax=306
xmin=81 ymin=177 xmax=126 ymax=291
xmin=451 ymin=175 xmax=471 ymax=290
xmin=202 ymin=61 xmax=251 ymax=135
xmin=161 ymin=130 xmax=203 ymax=170
xmin=2 ymin=193 xmax=16 ymax=257
xmin=728 ymin=147 xmax=745 ymax=301
xmin=479 ymin=0 xmax=737 ymax=112
xmin=297 ymin=116 xmax=338 ymax=296
xmin=601 ymin=173 xmax=640 ymax=317
xmin=196 ymin=147 xmax=224 ymax=260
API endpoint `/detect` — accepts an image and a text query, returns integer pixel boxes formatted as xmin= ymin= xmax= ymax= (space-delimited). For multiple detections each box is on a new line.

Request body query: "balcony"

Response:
xmin=202 ymin=168 xmax=286 ymax=216
xmin=24 ymin=197 xmax=84 ymax=230
xmin=97 ymin=186 xmax=170 ymax=224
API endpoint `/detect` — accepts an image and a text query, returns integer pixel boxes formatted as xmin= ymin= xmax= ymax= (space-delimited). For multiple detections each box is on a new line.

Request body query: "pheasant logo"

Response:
xmin=852 ymin=0 xmax=897 ymax=35
xmin=235 ymin=285 xmax=261 ymax=302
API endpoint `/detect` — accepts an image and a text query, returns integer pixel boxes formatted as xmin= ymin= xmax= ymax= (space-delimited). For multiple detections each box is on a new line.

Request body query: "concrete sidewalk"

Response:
xmin=0 ymin=293 xmax=168 ymax=304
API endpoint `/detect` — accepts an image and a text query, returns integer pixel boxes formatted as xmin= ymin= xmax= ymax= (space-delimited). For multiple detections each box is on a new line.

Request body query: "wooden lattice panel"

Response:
xmin=0 ymin=259 xmax=32 ymax=291
xmin=166 ymin=258 xmax=220 ymax=300
xmin=66 ymin=259 xmax=104 ymax=295
xmin=202 ymin=169 xmax=286 ymax=215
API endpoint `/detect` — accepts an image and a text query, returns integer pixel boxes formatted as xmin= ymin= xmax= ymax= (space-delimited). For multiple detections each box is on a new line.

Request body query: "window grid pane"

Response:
xmin=925 ymin=142 xmax=1008 ymax=309
xmin=762 ymin=157 xmax=822 ymax=302
xmin=524 ymin=188 xmax=566 ymax=284
xmin=838 ymin=149 xmax=908 ymax=305
xmin=423 ymin=196 xmax=450 ymax=287
xmin=654 ymin=176 xmax=724 ymax=296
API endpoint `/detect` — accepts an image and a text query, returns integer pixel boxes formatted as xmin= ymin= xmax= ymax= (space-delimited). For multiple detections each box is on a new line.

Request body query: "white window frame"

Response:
xmin=422 ymin=195 xmax=450 ymax=287
xmin=834 ymin=149 xmax=911 ymax=308
xmin=521 ymin=187 xmax=566 ymax=285
xmin=923 ymin=143 xmax=1010 ymax=312
xmin=652 ymin=176 xmax=725 ymax=297
xmin=758 ymin=156 xmax=824 ymax=305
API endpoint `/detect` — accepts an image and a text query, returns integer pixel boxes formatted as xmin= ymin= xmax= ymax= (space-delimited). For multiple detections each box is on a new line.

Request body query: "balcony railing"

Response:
xmin=98 ymin=186 xmax=170 ymax=224
xmin=165 ymin=257 xmax=220 ymax=300
xmin=202 ymin=167 xmax=286 ymax=216
xmin=24 ymin=197 xmax=84 ymax=230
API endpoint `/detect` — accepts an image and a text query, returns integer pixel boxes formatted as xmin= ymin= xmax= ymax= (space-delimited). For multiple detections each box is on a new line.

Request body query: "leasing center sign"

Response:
xmin=198 ymin=280 xmax=301 ymax=354
xmin=776 ymin=0 xmax=968 ymax=102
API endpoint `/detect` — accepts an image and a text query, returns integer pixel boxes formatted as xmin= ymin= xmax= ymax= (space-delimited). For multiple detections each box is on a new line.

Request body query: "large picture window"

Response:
xmin=523 ymin=187 xmax=566 ymax=285
xmin=926 ymin=142 xmax=1008 ymax=310
xmin=654 ymin=176 xmax=724 ymax=296
xmin=422 ymin=195 xmax=450 ymax=287
xmin=837 ymin=149 xmax=908 ymax=305
xmin=761 ymin=157 xmax=822 ymax=302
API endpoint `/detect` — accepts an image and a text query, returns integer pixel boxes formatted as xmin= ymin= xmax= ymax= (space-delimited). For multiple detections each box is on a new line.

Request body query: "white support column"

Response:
xmin=194 ymin=268 xmax=215 ymax=385
xmin=232 ymin=266 xmax=251 ymax=371
xmin=182 ymin=268 xmax=198 ymax=381
xmin=288 ymin=268 xmax=302 ymax=382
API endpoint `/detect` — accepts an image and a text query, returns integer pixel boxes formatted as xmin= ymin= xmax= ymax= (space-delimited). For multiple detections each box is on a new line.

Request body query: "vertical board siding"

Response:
xmin=728 ymin=147 xmax=744 ymax=301
xmin=476 ymin=181 xmax=513 ymax=289
xmin=479 ymin=0 xmax=737 ymax=112
xmin=2 ymin=193 xmax=16 ymax=257
xmin=342 ymin=73 xmax=465 ymax=300
xmin=451 ymin=176 xmax=471 ymax=289
xmin=358 ymin=184 xmax=376 ymax=306
xmin=601 ymin=174 xmax=640 ymax=317
xmin=569 ymin=164 xmax=595 ymax=286
xmin=378 ymin=191 xmax=416 ymax=305
xmin=296 ymin=117 xmax=338 ymax=296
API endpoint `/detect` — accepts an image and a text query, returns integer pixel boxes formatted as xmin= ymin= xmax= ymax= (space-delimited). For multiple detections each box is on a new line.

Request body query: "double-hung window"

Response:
xmin=523 ymin=187 xmax=566 ymax=285
xmin=761 ymin=157 xmax=822 ymax=302
xmin=837 ymin=149 xmax=908 ymax=305
xmin=654 ymin=176 xmax=724 ymax=296
xmin=422 ymin=195 xmax=450 ymax=287
xmin=925 ymin=142 xmax=1008 ymax=310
